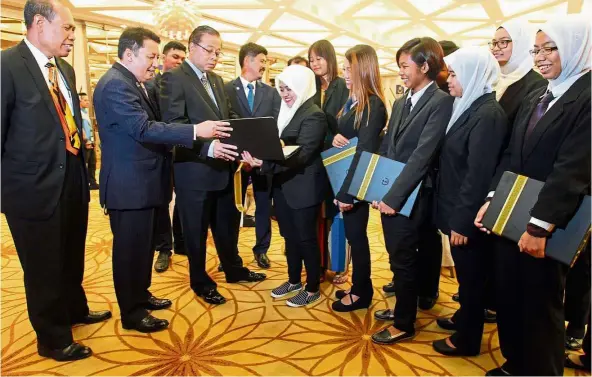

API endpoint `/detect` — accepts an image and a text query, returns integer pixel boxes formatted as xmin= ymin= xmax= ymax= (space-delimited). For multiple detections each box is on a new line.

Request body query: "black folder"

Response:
xmin=223 ymin=117 xmax=299 ymax=160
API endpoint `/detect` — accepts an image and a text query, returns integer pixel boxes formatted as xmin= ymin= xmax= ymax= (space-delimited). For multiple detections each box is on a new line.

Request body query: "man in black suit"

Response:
xmin=160 ymin=25 xmax=266 ymax=306
xmin=370 ymin=38 xmax=454 ymax=345
xmin=93 ymin=27 xmax=231 ymax=334
xmin=145 ymin=40 xmax=187 ymax=273
xmin=224 ymin=42 xmax=281 ymax=269
xmin=1 ymin=0 xmax=112 ymax=362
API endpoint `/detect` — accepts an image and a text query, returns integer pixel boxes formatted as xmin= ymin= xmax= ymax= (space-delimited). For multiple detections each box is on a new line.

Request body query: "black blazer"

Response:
xmin=435 ymin=93 xmax=508 ymax=238
xmin=378 ymin=82 xmax=454 ymax=211
xmin=498 ymin=69 xmax=546 ymax=132
xmin=93 ymin=63 xmax=195 ymax=210
xmin=145 ymin=72 xmax=163 ymax=116
xmin=224 ymin=77 xmax=281 ymax=120
xmin=262 ymin=98 xmax=329 ymax=210
xmin=160 ymin=61 xmax=238 ymax=192
xmin=491 ymin=72 xmax=591 ymax=228
xmin=335 ymin=94 xmax=387 ymax=203
xmin=313 ymin=77 xmax=349 ymax=148
xmin=1 ymin=41 xmax=89 ymax=220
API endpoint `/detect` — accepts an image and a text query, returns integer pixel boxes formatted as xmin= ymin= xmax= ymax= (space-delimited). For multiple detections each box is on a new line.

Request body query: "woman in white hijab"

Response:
xmin=474 ymin=16 xmax=590 ymax=376
xmin=242 ymin=65 xmax=329 ymax=308
xmin=431 ymin=47 xmax=508 ymax=358
xmin=491 ymin=20 xmax=547 ymax=127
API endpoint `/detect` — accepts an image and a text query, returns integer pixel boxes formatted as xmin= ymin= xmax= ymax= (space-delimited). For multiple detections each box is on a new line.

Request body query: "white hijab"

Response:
xmin=539 ymin=16 xmax=591 ymax=89
xmin=494 ymin=20 xmax=536 ymax=100
xmin=275 ymin=65 xmax=317 ymax=135
xmin=445 ymin=47 xmax=500 ymax=133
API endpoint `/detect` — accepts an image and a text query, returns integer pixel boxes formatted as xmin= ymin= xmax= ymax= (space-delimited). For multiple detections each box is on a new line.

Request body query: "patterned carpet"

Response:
xmin=0 ymin=191 xmax=588 ymax=376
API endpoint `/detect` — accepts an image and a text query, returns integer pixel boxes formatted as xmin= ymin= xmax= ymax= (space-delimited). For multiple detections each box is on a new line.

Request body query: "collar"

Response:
xmin=185 ymin=59 xmax=205 ymax=80
xmin=407 ymin=81 xmax=434 ymax=108
xmin=24 ymin=37 xmax=54 ymax=67
xmin=548 ymin=70 xmax=589 ymax=100
xmin=240 ymin=76 xmax=256 ymax=89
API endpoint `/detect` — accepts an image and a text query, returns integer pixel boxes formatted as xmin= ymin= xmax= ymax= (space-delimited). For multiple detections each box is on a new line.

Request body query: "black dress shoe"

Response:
xmin=254 ymin=253 xmax=271 ymax=269
xmin=73 ymin=310 xmax=112 ymax=325
xmin=436 ymin=317 xmax=456 ymax=331
xmin=197 ymin=288 xmax=226 ymax=305
xmin=332 ymin=293 xmax=372 ymax=312
xmin=485 ymin=367 xmax=512 ymax=376
xmin=123 ymin=315 xmax=169 ymax=333
xmin=432 ymin=338 xmax=479 ymax=356
xmin=565 ymin=336 xmax=584 ymax=350
xmin=218 ymin=264 xmax=224 ymax=272
xmin=38 ymin=342 xmax=92 ymax=361
xmin=484 ymin=309 xmax=497 ymax=323
xmin=371 ymin=327 xmax=415 ymax=344
xmin=374 ymin=309 xmax=395 ymax=321
xmin=382 ymin=280 xmax=396 ymax=294
xmin=227 ymin=271 xmax=266 ymax=283
xmin=243 ymin=215 xmax=256 ymax=227
xmin=418 ymin=292 xmax=439 ymax=310
xmin=565 ymin=353 xmax=591 ymax=371
xmin=145 ymin=296 xmax=172 ymax=310
xmin=154 ymin=251 xmax=172 ymax=273
xmin=335 ymin=289 xmax=348 ymax=300
xmin=452 ymin=292 xmax=459 ymax=302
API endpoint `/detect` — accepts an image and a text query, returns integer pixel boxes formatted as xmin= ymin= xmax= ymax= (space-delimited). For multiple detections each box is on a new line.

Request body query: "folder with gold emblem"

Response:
xmin=347 ymin=151 xmax=420 ymax=217
xmin=321 ymin=137 xmax=358 ymax=196
xmin=482 ymin=171 xmax=590 ymax=266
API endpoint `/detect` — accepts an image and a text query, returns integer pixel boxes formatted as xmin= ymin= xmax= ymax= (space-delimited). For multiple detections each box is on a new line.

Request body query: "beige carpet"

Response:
xmin=1 ymin=191 xmax=587 ymax=376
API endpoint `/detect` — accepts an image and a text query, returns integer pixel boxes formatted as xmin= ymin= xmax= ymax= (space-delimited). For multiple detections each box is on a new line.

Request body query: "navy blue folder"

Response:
xmin=347 ymin=151 xmax=421 ymax=217
xmin=321 ymin=137 xmax=358 ymax=196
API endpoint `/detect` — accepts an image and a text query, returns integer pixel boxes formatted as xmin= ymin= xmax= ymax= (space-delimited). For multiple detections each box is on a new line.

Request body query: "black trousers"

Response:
xmin=153 ymin=203 xmax=173 ymax=254
xmin=83 ymin=146 xmax=97 ymax=185
xmin=417 ymin=226 xmax=442 ymax=298
xmin=172 ymin=202 xmax=184 ymax=252
xmin=109 ymin=207 xmax=158 ymax=326
xmin=6 ymin=153 xmax=89 ymax=349
xmin=343 ymin=202 xmax=372 ymax=297
xmin=449 ymin=233 xmax=491 ymax=354
xmin=494 ymin=237 xmax=568 ymax=376
xmin=565 ymin=244 xmax=591 ymax=339
xmin=583 ymin=314 xmax=591 ymax=367
xmin=273 ymin=186 xmax=321 ymax=293
xmin=175 ymin=182 xmax=249 ymax=293
xmin=242 ymin=170 xmax=272 ymax=255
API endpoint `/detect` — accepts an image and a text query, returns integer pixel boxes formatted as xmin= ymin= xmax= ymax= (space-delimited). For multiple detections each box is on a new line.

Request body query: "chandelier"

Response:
xmin=153 ymin=0 xmax=201 ymax=41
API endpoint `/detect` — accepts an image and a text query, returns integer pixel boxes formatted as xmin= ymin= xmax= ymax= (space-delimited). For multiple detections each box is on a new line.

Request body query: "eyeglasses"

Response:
xmin=488 ymin=39 xmax=512 ymax=50
xmin=529 ymin=47 xmax=558 ymax=57
xmin=196 ymin=43 xmax=224 ymax=58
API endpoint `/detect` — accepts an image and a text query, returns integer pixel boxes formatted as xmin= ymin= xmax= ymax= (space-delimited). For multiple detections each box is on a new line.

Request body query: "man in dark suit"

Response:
xmin=93 ymin=27 xmax=231 ymax=333
xmin=160 ymin=25 xmax=266 ymax=306
xmin=370 ymin=38 xmax=454 ymax=345
xmin=145 ymin=40 xmax=187 ymax=273
xmin=224 ymin=42 xmax=281 ymax=269
xmin=1 ymin=0 xmax=111 ymax=362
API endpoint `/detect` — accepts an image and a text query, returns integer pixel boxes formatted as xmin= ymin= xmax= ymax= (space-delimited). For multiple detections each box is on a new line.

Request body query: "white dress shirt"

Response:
xmin=240 ymin=76 xmax=256 ymax=99
xmin=24 ymin=38 xmax=73 ymax=111
xmin=406 ymin=81 xmax=434 ymax=111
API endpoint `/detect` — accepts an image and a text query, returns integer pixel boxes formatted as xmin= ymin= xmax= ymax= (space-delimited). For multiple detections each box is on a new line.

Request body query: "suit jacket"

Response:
xmin=378 ymin=82 xmax=454 ymax=211
xmin=224 ymin=77 xmax=281 ymax=120
xmin=93 ymin=62 xmax=195 ymax=210
xmin=262 ymin=98 xmax=329 ymax=209
xmin=435 ymin=93 xmax=508 ymax=238
xmin=1 ymin=40 xmax=89 ymax=220
xmin=160 ymin=61 xmax=238 ymax=191
xmin=313 ymin=77 xmax=349 ymax=149
xmin=491 ymin=72 xmax=591 ymax=228
xmin=498 ymin=69 xmax=546 ymax=134
xmin=335 ymin=94 xmax=387 ymax=203
xmin=145 ymin=72 xmax=162 ymax=115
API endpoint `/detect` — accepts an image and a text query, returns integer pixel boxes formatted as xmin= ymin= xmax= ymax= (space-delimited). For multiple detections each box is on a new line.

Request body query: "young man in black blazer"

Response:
xmin=160 ymin=26 xmax=266 ymax=306
xmin=370 ymin=37 xmax=454 ymax=345
xmin=1 ymin=0 xmax=111 ymax=361
xmin=224 ymin=42 xmax=281 ymax=269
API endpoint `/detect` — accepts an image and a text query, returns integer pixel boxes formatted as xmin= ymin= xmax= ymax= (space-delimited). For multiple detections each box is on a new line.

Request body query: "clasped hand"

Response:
xmin=371 ymin=201 xmax=396 ymax=216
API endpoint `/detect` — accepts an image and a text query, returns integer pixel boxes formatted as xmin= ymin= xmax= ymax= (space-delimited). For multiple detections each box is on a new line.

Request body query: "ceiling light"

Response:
xmin=153 ymin=0 xmax=201 ymax=41
xmin=279 ymin=5 xmax=285 ymax=9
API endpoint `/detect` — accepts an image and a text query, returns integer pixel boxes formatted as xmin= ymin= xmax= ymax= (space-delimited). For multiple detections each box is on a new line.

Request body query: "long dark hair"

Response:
xmin=308 ymin=39 xmax=339 ymax=83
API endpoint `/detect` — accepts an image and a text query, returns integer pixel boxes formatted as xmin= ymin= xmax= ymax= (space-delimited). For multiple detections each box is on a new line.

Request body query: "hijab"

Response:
xmin=276 ymin=65 xmax=317 ymax=135
xmin=445 ymin=47 xmax=500 ymax=133
xmin=538 ymin=16 xmax=591 ymax=89
xmin=494 ymin=20 xmax=536 ymax=100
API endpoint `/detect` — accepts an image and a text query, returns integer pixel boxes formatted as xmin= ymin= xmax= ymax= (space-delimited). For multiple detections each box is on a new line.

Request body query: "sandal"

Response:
xmin=333 ymin=272 xmax=349 ymax=285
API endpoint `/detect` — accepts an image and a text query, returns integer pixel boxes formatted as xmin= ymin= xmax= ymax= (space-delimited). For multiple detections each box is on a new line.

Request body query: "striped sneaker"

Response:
xmin=271 ymin=282 xmax=302 ymax=298
xmin=286 ymin=290 xmax=320 ymax=308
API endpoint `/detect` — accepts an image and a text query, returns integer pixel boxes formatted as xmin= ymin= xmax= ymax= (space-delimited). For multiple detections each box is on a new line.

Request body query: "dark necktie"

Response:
xmin=247 ymin=83 xmax=254 ymax=112
xmin=400 ymin=97 xmax=412 ymax=125
xmin=525 ymin=91 xmax=554 ymax=140
xmin=200 ymin=74 xmax=218 ymax=108
xmin=342 ymin=97 xmax=354 ymax=115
